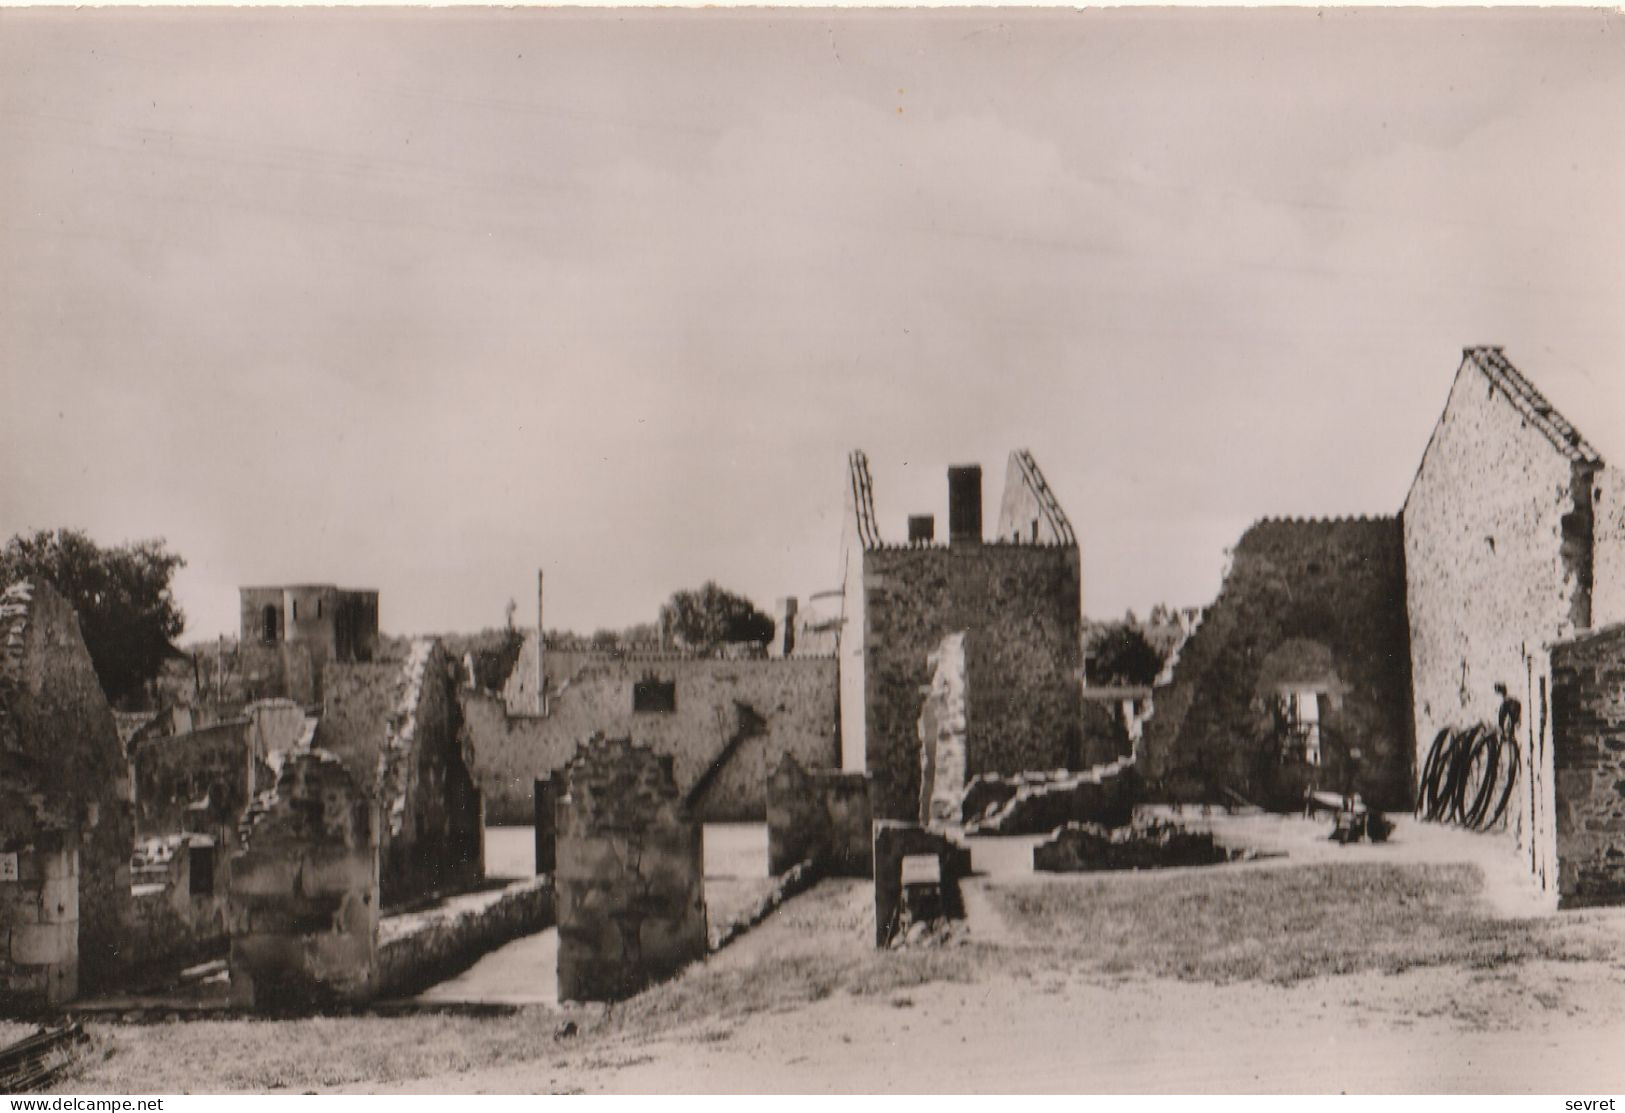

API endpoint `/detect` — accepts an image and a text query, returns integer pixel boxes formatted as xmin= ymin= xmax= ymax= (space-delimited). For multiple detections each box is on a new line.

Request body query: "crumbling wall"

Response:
xmin=1549 ymin=624 xmax=1625 ymax=908
xmin=245 ymin=698 xmax=310 ymax=761
xmin=319 ymin=642 xmax=483 ymax=908
xmin=1403 ymin=349 xmax=1599 ymax=885
xmin=228 ymin=751 xmax=379 ymax=1009
xmin=554 ymin=737 xmax=707 ymax=1002
xmin=462 ymin=653 xmax=839 ymax=824
xmin=126 ymin=833 xmax=232 ymax=971
xmin=917 ymin=632 xmax=969 ymax=826
xmin=0 ymin=580 xmax=132 ymax=993
xmin=862 ymin=544 xmax=1082 ymax=820
xmin=1591 ymin=467 xmax=1625 ymax=629
xmin=1142 ymin=517 xmax=1414 ymax=812
xmin=129 ymin=719 xmax=254 ymax=837
xmin=766 ymin=754 xmax=873 ymax=876
xmin=963 ymin=759 xmax=1137 ymax=835
xmin=500 ymin=629 xmax=544 ymax=717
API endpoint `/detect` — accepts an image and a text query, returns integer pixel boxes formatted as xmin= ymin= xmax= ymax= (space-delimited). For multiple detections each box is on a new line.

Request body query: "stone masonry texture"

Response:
xmin=317 ymin=641 xmax=483 ymax=909
xmin=862 ymin=543 xmax=1082 ymax=820
xmin=766 ymin=753 xmax=873 ymax=877
xmin=228 ymin=750 xmax=380 ymax=1009
xmin=1143 ymin=517 xmax=1414 ymax=811
xmin=0 ymin=579 xmax=133 ymax=997
xmin=1403 ymin=348 xmax=1605 ymax=886
xmin=554 ymin=736 xmax=708 ymax=1002
xmin=1549 ymin=624 xmax=1625 ymax=907
xmin=462 ymin=652 xmax=838 ymax=825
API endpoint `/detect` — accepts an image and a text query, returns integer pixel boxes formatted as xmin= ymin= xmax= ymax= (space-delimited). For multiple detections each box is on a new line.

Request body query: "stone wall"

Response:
xmin=462 ymin=653 xmax=839 ymax=824
xmin=125 ymin=833 xmax=232 ymax=973
xmin=766 ymin=754 xmax=873 ymax=876
xmin=129 ymin=719 xmax=254 ymax=838
xmin=1592 ymin=467 xmax=1625 ymax=629
xmin=861 ymin=543 xmax=1083 ymax=820
xmin=377 ymin=876 xmax=553 ymax=998
xmin=1549 ymin=624 xmax=1625 ymax=907
xmin=1403 ymin=348 xmax=1603 ymax=891
xmin=318 ymin=642 xmax=483 ymax=909
xmin=0 ymin=579 xmax=132 ymax=993
xmin=1143 ymin=517 xmax=1414 ymax=811
xmin=228 ymin=750 xmax=380 ymax=1009
xmin=0 ymin=815 xmax=78 ymax=1010
xmin=554 ymin=737 xmax=707 ymax=1002
xmin=962 ymin=759 xmax=1137 ymax=835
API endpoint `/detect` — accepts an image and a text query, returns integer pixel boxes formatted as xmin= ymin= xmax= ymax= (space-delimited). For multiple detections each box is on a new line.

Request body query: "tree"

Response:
xmin=0 ymin=528 xmax=186 ymax=703
xmin=470 ymin=625 xmax=527 ymax=692
xmin=1087 ymin=624 xmax=1165 ymax=687
xmin=659 ymin=582 xmax=775 ymax=653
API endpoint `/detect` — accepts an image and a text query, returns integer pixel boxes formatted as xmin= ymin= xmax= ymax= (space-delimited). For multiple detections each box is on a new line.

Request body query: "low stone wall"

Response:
xmin=872 ymin=822 xmax=971 ymax=947
xmin=766 ymin=755 xmax=872 ymax=877
xmin=228 ymin=752 xmax=380 ymax=1010
xmin=708 ymin=861 xmax=819 ymax=952
xmin=555 ymin=737 xmax=708 ymax=1002
xmin=1032 ymin=820 xmax=1238 ymax=872
xmin=1551 ymin=624 xmax=1625 ymax=908
xmin=377 ymin=877 xmax=553 ymax=998
xmin=963 ymin=758 xmax=1137 ymax=835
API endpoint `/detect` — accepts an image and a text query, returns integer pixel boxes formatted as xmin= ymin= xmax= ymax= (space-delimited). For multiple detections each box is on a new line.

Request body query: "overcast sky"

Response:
xmin=2 ymin=8 xmax=1622 ymax=641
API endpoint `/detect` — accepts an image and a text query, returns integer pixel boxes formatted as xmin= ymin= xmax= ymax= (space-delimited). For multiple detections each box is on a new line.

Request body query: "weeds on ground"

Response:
xmin=988 ymin=862 xmax=1609 ymax=985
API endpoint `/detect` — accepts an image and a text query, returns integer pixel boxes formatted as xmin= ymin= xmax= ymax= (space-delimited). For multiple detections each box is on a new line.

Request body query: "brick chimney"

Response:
xmin=948 ymin=465 xmax=982 ymax=545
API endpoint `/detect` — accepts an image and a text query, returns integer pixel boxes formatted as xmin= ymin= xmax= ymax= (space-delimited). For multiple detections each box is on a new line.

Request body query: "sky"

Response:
xmin=2 ymin=8 xmax=1622 ymax=641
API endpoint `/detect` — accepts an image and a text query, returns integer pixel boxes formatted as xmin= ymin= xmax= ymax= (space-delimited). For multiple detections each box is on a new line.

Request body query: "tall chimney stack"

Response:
xmin=948 ymin=465 xmax=982 ymax=545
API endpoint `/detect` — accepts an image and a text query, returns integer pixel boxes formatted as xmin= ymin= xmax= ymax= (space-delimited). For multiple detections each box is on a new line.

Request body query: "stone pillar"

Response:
xmin=918 ymin=632 xmax=969 ymax=827
xmin=0 ymin=826 xmax=80 ymax=1009
xmin=228 ymin=751 xmax=380 ymax=1009
xmin=555 ymin=736 xmax=707 ymax=1002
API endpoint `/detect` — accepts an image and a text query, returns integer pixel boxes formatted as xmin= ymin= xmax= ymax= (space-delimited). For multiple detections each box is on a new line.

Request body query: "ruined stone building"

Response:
xmin=460 ymin=573 xmax=840 ymax=825
xmin=1403 ymin=346 xmax=1625 ymax=903
xmin=1141 ymin=517 xmax=1415 ymax=811
xmin=237 ymin=584 xmax=379 ymax=704
xmin=838 ymin=450 xmax=1084 ymax=820
xmin=121 ymin=698 xmax=310 ymax=970
xmin=0 ymin=580 xmax=133 ymax=1007
xmin=314 ymin=639 xmax=484 ymax=906
xmin=1140 ymin=346 xmax=1624 ymax=907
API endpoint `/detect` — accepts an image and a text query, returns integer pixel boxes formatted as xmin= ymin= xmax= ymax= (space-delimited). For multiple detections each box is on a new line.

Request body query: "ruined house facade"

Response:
xmin=1404 ymin=347 xmax=1625 ymax=900
xmin=237 ymin=584 xmax=379 ymax=705
xmin=460 ymin=573 xmax=840 ymax=825
xmin=839 ymin=450 xmax=1084 ymax=820
xmin=1141 ymin=517 xmax=1415 ymax=811
xmin=0 ymin=580 xmax=133 ymax=1006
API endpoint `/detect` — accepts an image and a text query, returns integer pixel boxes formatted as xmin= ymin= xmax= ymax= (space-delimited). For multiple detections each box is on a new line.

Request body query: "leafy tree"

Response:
xmin=1087 ymin=623 xmax=1166 ymax=687
xmin=659 ymin=582 xmax=775 ymax=652
xmin=470 ymin=626 xmax=527 ymax=692
xmin=0 ymin=528 xmax=186 ymax=702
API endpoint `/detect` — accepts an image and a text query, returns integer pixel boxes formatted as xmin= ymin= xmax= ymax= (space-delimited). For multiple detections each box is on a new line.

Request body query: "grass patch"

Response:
xmin=988 ymin=861 xmax=1608 ymax=985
